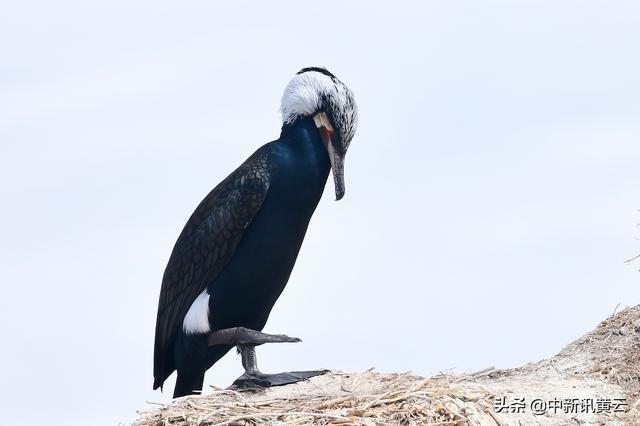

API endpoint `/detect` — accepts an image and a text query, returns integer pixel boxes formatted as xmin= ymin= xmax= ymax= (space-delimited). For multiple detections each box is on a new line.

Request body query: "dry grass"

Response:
xmin=136 ymin=370 xmax=499 ymax=425
xmin=136 ymin=305 xmax=640 ymax=426
xmin=557 ymin=304 xmax=640 ymax=400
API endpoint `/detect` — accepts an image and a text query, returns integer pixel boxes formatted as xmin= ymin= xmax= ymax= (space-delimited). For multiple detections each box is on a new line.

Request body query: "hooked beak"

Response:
xmin=313 ymin=112 xmax=345 ymax=200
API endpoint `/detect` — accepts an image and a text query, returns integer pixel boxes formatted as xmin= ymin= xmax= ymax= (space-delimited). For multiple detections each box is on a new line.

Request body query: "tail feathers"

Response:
xmin=153 ymin=369 xmax=171 ymax=391
xmin=173 ymin=370 xmax=205 ymax=398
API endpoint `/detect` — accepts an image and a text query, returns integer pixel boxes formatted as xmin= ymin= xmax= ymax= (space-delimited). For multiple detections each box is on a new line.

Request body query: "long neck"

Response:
xmin=279 ymin=116 xmax=331 ymax=174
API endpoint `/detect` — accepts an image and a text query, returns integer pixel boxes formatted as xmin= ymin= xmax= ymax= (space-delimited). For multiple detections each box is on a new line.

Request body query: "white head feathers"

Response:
xmin=280 ymin=67 xmax=358 ymax=152
xmin=281 ymin=71 xmax=335 ymax=124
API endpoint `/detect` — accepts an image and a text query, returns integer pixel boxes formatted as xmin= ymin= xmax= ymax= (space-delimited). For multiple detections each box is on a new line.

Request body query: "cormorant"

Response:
xmin=153 ymin=67 xmax=359 ymax=397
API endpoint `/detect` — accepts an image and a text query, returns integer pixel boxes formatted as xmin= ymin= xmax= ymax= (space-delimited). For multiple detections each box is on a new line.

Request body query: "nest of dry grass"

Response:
xmin=556 ymin=305 xmax=640 ymax=399
xmin=136 ymin=305 xmax=640 ymax=426
xmin=136 ymin=370 xmax=498 ymax=426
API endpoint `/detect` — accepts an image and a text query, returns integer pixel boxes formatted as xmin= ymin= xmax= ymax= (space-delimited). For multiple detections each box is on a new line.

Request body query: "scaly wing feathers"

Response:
xmin=153 ymin=145 xmax=272 ymax=389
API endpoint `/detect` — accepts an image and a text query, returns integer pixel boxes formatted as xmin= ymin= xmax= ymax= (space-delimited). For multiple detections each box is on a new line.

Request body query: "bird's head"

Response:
xmin=281 ymin=67 xmax=359 ymax=200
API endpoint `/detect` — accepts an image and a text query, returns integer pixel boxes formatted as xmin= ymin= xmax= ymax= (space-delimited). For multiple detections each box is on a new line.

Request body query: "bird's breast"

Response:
xmin=206 ymin=143 xmax=330 ymax=330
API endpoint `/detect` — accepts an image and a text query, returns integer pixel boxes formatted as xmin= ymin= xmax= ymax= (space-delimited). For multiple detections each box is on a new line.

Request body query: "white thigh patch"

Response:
xmin=182 ymin=289 xmax=211 ymax=335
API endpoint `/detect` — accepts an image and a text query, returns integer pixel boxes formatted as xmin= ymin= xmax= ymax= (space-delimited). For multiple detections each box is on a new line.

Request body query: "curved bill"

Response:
xmin=313 ymin=112 xmax=346 ymax=201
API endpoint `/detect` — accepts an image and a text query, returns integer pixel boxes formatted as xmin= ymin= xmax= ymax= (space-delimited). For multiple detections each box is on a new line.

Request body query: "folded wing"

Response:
xmin=153 ymin=146 xmax=272 ymax=389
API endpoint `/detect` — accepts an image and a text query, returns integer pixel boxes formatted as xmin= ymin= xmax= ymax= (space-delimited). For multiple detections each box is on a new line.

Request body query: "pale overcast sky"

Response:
xmin=1 ymin=1 xmax=639 ymax=424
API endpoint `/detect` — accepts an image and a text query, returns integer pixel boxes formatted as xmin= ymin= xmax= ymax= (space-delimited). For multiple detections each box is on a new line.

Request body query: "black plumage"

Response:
xmin=153 ymin=68 xmax=358 ymax=397
xmin=153 ymin=146 xmax=272 ymax=390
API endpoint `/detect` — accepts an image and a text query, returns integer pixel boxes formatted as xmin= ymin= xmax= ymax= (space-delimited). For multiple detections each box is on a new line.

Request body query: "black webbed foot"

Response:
xmin=232 ymin=369 xmax=329 ymax=389
xmin=225 ymin=342 xmax=328 ymax=389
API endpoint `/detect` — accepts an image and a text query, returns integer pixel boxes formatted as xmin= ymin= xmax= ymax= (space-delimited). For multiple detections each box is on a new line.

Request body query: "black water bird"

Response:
xmin=153 ymin=67 xmax=359 ymax=397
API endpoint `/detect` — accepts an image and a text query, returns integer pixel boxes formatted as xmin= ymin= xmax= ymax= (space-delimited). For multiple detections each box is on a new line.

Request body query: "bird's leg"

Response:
xmin=207 ymin=327 xmax=328 ymax=388
xmin=207 ymin=327 xmax=301 ymax=347
xmin=240 ymin=344 xmax=260 ymax=373
xmin=231 ymin=344 xmax=329 ymax=389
